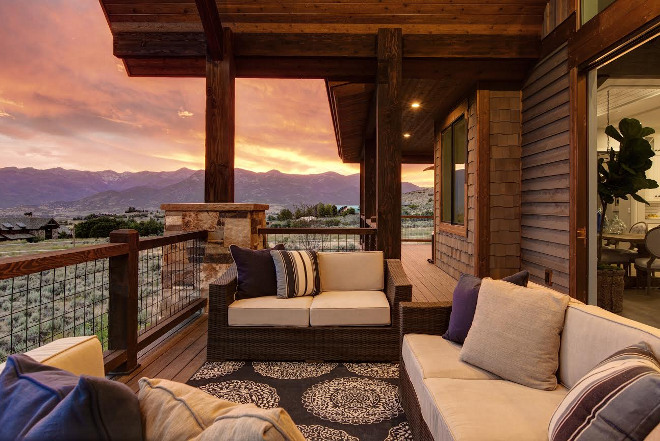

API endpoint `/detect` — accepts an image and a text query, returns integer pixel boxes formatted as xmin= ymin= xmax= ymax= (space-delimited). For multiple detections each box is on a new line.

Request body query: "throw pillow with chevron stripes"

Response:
xmin=270 ymin=250 xmax=320 ymax=299
xmin=549 ymin=342 xmax=660 ymax=441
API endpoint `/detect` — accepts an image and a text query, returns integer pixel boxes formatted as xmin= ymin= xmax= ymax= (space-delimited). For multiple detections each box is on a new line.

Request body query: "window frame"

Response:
xmin=436 ymin=101 xmax=469 ymax=237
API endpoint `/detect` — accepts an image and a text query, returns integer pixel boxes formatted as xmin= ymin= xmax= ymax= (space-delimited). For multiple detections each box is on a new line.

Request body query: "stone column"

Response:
xmin=161 ymin=203 xmax=269 ymax=301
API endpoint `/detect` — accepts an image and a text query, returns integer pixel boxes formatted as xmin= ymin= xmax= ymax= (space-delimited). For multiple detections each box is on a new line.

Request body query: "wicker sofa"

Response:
xmin=398 ymin=299 xmax=660 ymax=441
xmin=208 ymin=252 xmax=412 ymax=361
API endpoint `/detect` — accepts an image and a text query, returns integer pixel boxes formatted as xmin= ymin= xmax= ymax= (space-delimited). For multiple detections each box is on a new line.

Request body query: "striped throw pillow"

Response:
xmin=270 ymin=250 xmax=320 ymax=298
xmin=549 ymin=342 xmax=660 ymax=441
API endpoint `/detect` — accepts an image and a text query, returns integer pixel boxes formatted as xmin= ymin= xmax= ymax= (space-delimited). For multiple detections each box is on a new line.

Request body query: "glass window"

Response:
xmin=581 ymin=0 xmax=616 ymax=24
xmin=440 ymin=116 xmax=467 ymax=226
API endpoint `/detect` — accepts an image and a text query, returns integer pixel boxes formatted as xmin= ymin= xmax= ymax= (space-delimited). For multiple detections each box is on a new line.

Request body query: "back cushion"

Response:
xmin=559 ymin=302 xmax=660 ymax=388
xmin=318 ymin=251 xmax=384 ymax=291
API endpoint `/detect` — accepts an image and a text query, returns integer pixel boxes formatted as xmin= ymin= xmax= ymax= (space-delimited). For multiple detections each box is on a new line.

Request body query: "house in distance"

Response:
xmin=0 ymin=217 xmax=60 ymax=241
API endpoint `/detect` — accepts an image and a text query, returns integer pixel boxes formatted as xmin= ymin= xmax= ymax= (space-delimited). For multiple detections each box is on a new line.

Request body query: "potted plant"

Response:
xmin=597 ymin=118 xmax=657 ymax=312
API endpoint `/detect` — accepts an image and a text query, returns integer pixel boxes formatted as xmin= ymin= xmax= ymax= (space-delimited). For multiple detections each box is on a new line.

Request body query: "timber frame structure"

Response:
xmin=98 ymin=0 xmax=660 ymax=299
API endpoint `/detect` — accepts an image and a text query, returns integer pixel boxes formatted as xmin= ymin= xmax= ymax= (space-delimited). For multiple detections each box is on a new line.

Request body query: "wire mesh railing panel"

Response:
xmin=402 ymin=216 xmax=433 ymax=242
xmin=137 ymin=237 xmax=203 ymax=335
xmin=0 ymin=260 xmax=110 ymax=363
xmin=264 ymin=233 xmax=372 ymax=252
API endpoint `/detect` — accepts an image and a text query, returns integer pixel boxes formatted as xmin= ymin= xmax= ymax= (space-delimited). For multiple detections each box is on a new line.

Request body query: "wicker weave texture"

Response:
xmin=208 ymin=259 xmax=412 ymax=362
xmin=400 ymin=359 xmax=435 ymax=441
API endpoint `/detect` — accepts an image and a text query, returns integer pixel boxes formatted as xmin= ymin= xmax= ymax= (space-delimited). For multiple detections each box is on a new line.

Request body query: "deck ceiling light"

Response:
xmin=411 ymin=102 xmax=421 ymax=109
xmin=403 ymin=133 xmax=411 ymax=138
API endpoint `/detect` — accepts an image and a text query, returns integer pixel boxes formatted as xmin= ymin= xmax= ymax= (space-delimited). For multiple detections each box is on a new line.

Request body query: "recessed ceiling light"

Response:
xmin=411 ymin=102 xmax=421 ymax=109
xmin=403 ymin=133 xmax=411 ymax=138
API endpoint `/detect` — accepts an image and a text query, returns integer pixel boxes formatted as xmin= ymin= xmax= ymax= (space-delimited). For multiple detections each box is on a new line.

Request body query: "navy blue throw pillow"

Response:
xmin=230 ymin=244 xmax=285 ymax=300
xmin=443 ymin=270 xmax=529 ymax=344
xmin=0 ymin=354 xmax=143 ymax=441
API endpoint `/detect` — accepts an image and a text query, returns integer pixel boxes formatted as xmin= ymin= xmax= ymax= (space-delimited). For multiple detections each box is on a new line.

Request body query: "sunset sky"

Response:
xmin=0 ymin=1 xmax=432 ymax=187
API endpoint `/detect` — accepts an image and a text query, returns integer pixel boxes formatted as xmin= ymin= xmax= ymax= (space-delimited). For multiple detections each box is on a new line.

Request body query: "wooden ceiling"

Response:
xmin=100 ymin=0 xmax=547 ymax=164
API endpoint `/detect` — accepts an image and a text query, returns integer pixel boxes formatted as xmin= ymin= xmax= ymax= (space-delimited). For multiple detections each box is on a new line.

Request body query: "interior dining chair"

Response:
xmin=634 ymin=225 xmax=660 ymax=296
xmin=603 ymin=221 xmax=648 ymax=275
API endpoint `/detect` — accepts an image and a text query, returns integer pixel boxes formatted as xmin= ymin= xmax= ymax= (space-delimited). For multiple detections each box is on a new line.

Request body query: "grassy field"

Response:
xmin=0 ymin=238 xmax=109 ymax=258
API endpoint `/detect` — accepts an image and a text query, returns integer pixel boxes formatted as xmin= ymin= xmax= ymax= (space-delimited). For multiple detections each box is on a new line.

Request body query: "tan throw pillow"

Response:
xmin=460 ymin=278 xmax=570 ymax=390
xmin=138 ymin=378 xmax=305 ymax=441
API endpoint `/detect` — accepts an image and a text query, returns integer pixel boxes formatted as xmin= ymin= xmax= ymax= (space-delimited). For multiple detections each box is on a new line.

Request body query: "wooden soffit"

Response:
xmin=101 ymin=0 xmax=545 ymax=77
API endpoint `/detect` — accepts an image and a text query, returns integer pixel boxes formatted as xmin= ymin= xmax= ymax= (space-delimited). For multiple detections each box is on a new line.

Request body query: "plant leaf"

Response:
xmin=619 ymin=118 xmax=643 ymax=138
xmin=605 ymin=125 xmax=623 ymax=142
xmin=631 ymin=193 xmax=650 ymax=205
xmin=641 ymin=127 xmax=656 ymax=137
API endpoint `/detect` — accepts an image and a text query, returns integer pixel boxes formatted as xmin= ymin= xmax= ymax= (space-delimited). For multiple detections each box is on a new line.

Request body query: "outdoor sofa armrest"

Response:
xmin=385 ymin=259 xmax=413 ymax=307
xmin=399 ymin=301 xmax=452 ymax=337
xmin=209 ymin=264 xmax=238 ymax=326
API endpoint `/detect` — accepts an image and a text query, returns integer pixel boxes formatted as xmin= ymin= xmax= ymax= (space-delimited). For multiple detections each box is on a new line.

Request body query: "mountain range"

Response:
xmin=0 ymin=167 xmax=422 ymax=214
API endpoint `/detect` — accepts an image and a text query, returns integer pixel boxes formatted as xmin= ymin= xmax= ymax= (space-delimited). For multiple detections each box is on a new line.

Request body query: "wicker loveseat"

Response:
xmin=207 ymin=252 xmax=412 ymax=362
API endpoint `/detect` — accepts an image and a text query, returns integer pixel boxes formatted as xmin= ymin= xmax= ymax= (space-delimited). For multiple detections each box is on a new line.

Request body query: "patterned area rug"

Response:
xmin=187 ymin=361 xmax=412 ymax=441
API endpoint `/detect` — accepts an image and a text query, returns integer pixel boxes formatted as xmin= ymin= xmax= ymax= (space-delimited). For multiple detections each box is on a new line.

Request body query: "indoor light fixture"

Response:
xmin=411 ymin=102 xmax=421 ymax=109
xmin=403 ymin=133 xmax=411 ymax=138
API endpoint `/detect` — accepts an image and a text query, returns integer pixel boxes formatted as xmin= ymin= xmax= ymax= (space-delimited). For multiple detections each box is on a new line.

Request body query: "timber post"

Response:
xmin=376 ymin=28 xmax=403 ymax=259
xmin=205 ymin=28 xmax=235 ymax=203
xmin=108 ymin=229 xmax=139 ymax=374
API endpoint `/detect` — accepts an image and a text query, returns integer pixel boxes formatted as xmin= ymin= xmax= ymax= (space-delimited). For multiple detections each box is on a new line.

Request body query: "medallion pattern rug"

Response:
xmin=187 ymin=361 xmax=412 ymax=441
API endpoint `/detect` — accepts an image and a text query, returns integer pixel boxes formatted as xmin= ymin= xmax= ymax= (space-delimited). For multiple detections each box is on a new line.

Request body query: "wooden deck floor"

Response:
xmin=116 ymin=243 xmax=456 ymax=388
xmin=402 ymin=243 xmax=455 ymax=303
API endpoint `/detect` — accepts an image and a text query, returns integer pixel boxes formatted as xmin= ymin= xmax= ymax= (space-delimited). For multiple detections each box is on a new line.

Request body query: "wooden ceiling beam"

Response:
xmin=403 ymin=58 xmax=535 ymax=81
xmin=194 ymin=0 xmax=224 ymax=60
xmin=104 ymin=2 xmax=547 ymax=17
xmin=113 ymin=32 xmax=541 ymax=60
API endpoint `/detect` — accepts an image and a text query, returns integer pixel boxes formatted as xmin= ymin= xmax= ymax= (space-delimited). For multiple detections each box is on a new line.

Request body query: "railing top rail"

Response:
xmin=259 ymin=227 xmax=377 ymax=235
xmin=401 ymin=215 xmax=433 ymax=219
xmin=0 ymin=243 xmax=129 ymax=280
xmin=138 ymin=230 xmax=207 ymax=251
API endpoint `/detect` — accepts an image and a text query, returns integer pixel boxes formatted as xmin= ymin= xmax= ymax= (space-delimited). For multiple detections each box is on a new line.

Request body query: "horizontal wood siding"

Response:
xmin=489 ymin=91 xmax=522 ymax=279
xmin=435 ymin=95 xmax=476 ymax=279
xmin=521 ymin=44 xmax=570 ymax=293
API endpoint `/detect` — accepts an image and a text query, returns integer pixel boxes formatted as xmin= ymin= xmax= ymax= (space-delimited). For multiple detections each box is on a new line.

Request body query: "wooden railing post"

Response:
xmin=108 ymin=229 xmax=139 ymax=373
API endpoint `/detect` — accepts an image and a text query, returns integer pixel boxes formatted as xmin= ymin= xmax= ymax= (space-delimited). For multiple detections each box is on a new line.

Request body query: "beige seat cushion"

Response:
xmin=560 ymin=302 xmax=660 ymax=388
xmin=310 ymin=291 xmax=390 ymax=326
xmin=228 ymin=296 xmax=312 ymax=327
xmin=138 ymin=378 xmax=305 ymax=441
xmin=460 ymin=278 xmax=570 ymax=390
xmin=403 ymin=334 xmax=498 ymax=386
xmin=420 ymin=378 xmax=568 ymax=441
xmin=317 ymin=251 xmax=384 ymax=291
xmin=0 ymin=336 xmax=105 ymax=378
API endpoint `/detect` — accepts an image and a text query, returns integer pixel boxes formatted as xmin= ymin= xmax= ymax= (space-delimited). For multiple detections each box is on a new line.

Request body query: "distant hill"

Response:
xmin=0 ymin=167 xmax=424 ymax=215
xmin=0 ymin=167 xmax=197 ymax=208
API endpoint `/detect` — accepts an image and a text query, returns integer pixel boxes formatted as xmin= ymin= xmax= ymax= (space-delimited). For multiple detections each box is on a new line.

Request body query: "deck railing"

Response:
xmin=260 ymin=227 xmax=378 ymax=252
xmin=402 ymin=215 xmax=433 ymax=243
xmin=0 ymin=229 xmax=207 ymax=373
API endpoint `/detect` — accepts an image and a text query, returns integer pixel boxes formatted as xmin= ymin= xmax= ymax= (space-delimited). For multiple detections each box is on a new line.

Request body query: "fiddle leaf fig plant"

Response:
xmin=598 ymin=118 xmax=657 ymax=261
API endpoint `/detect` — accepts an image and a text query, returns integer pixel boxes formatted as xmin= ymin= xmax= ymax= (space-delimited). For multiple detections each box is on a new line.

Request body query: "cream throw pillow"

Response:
xmin=138 ymin=378 xmax=305 ymax=441
xmin=460 ymin=278 xmax=570 ymax=390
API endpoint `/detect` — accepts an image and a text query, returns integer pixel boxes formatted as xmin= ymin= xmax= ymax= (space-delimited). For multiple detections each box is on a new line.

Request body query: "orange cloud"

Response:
xmin=0 ymin=1 xmax=430 ymax=187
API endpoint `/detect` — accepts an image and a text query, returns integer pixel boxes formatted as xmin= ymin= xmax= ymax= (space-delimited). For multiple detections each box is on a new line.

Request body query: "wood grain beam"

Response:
xmin=401 ymin=153 xmax=434 ymax=164
xmin=235 ymin=57 xmax=377 ymax=81
xmin=403 ymin=58 xmax=535 ymax=81
xmin=376 ymin=28 xmax=402 ymax=260
xmin=113 ymin=31 xmax=540 ymax=59
xmin=474 ymin=89 xmax=490 ymax=278
xmin=205 ymin=28 xmax=235 ymax=203
xmin=568 ymin=0 xmax=660 ymax=68
xmin=194 ymin=0 xmax=224 ymax=60
xmin=364 ymin=137 xmax=377 ymax=221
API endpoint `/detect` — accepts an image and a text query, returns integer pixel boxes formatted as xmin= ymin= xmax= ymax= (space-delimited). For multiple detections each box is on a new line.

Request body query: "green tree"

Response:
xmin=278 ymin=208 xmax=293 ymax=221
